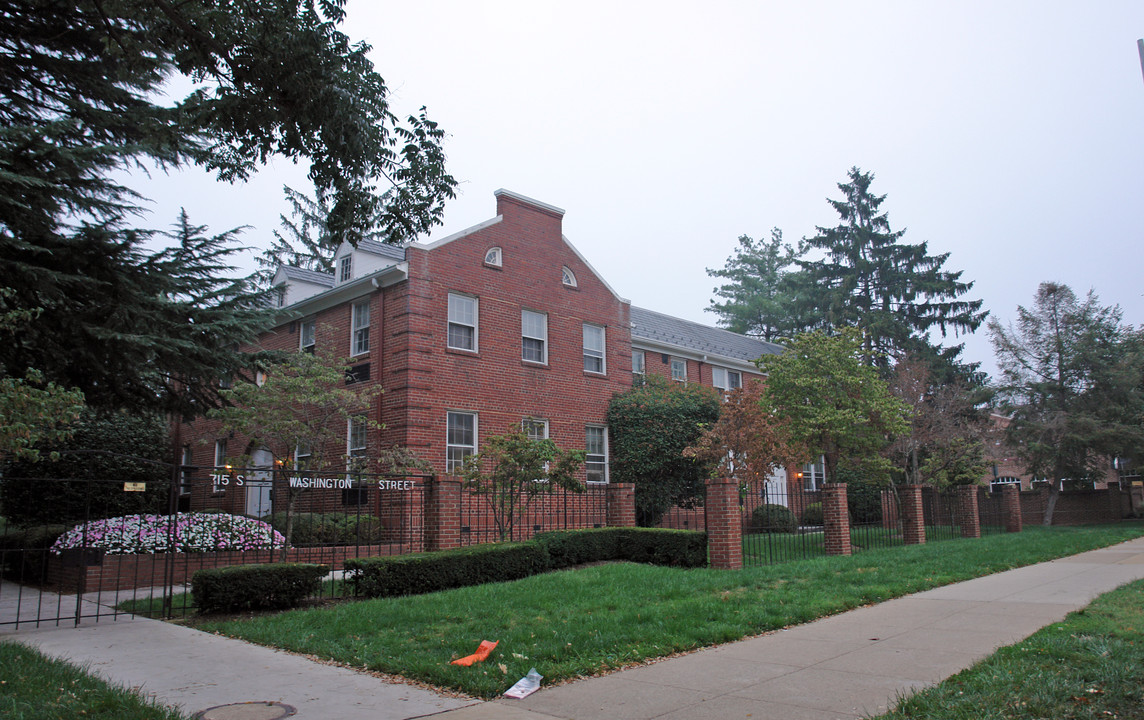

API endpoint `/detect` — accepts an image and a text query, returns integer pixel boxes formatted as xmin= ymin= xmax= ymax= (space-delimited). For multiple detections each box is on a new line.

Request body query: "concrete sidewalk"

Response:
xmin=5 ymin=537 xmax=1144 ymax=720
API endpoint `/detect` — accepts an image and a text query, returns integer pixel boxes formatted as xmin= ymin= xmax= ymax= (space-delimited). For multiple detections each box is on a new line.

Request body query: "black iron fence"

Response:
xmin=458 ymin=483 xmax=609 ymax=545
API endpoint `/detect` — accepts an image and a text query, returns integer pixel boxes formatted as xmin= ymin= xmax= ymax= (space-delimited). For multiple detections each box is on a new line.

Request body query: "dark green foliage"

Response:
xmin=266 ymin=512 xmax=385 ymax=546
xmin=0 ymin=0 xmax=456 ymax=415
xmin=346 ymin=543 xmax=549 ymax=599
xmin=840 ymin=471 xmax=886 ymax=525
xmin=1 ymin=409 xmax=170 ymax=526
xmin=607 ymin=376 xmax=722 ymax=527
xmin=750 ymin=504 xmax=797 ymax=533
xmin=800 ymin=502 xmax=824 ymax=526
xmin=706 ymin=229 xmax=812 ymax=341
xmin=0 ymin=524 xmax=67 ymax=580
xmin=192 ymin=563 xmax=328 ymax=614
xmin=536 ymin=528 xmax=707 ymax=570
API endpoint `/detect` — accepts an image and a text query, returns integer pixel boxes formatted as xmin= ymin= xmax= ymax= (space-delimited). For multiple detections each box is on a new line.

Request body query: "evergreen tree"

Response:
xmin=706 ymin=229 xmax=815 ymax=341
xmin=797 ymin=168 xmax=985 ymax=371
xmin=0 ymin=1 xmax=455 ymax=414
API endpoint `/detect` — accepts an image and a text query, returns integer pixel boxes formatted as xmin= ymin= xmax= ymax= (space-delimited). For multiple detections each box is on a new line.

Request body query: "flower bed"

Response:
xmin=51 ymin=512 xmax=285 ymax=555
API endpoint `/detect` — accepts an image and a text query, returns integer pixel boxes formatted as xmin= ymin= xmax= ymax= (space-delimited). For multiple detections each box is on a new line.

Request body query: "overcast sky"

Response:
xmin=129 ymin=1 xmax=1144 ymax=379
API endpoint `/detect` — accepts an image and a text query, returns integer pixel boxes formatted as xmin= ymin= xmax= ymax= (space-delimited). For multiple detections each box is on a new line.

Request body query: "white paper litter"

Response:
xmin=503 ymin=667 xmax=543 ymax=699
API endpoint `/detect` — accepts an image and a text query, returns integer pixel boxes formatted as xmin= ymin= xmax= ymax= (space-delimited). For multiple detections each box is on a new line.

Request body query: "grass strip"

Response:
xmin=197 ymin=523 xmax=1144 ymax=699
xmin=868 ymin=577 xmax=1144 ymax=720
xmin=0 ymin=641 xmax=188 ymax=720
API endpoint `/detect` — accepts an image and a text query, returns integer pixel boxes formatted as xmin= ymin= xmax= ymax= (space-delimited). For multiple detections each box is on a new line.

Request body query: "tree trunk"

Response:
xmin=1041 ymin=481 xmax=1060 ymax=526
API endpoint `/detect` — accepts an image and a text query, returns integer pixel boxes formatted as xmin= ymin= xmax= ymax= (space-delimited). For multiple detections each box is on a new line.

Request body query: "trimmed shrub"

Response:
xmin=192 ymin=563 xmax=328 ymax=614
xmin=535 ymin=527 xmax=706 ymax=570
xmin=346 ymin=542 xmax=549 ymax=599
xmin=266 ymin=512 xmax=386 ymax=546
xmin=751 ymin=504 xmax=797 ymax=533
xmin=800 ymin=502 xmax=824 ymax=526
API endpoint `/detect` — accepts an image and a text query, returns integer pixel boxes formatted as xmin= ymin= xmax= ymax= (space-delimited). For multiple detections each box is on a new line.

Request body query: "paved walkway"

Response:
xmin=4 ymin=537 xmax=1144 ymax=720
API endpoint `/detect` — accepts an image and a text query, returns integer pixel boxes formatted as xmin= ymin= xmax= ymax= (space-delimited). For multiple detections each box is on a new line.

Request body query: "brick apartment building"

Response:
xmin=179 ymin=189 xmax=783 ymax=516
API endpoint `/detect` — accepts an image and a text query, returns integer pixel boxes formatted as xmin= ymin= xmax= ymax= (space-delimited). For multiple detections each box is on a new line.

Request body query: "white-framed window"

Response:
xmin=179 ymin=445 xmax=193 ymax=496
xmin=213 ymin=439 xmax=228 ymax=493
xmin=295 ymin=442 xmax=312 ymax=470
xmin=632 ymin=350 xmax=645 ymax=376
xmin=522 ymin=309 xmax=547 ymax=364
xmin=522 ymin=418 xmax=549 ymax=441
xmin=712 ymin=367 xmax=742 ymax=391
xmin=484 ymin=247 xmax=502 ymax=267
xmin=339 ymin=255 xmax=353 ymax=282
xmin=300 ymin=319 xmax=316 ymax=353
xmin=348 ymin=416 xmax=368 ymax=459
xmin=447 ymin=293 xmax=477 ymax=352
xmin=586 ymin=425 xmax=608 ymax=483
xmin=802 ymin=457 xmax=825 ymax=491
xmin=671 ymin=358 xmax=687 ymax=382
xmin=583 ymin=324 xmax=605 ymax=374
xmin=990 ymin=476 xmax=1022 ymax=492
xmin=351 ymin=300 xmax=370 ymax=355
xmin=446 ymin=411 xmax=477 ymax=474
xmin=562 ymin=266 xmax=577 ymax=287
xmin=275 ymin=287 xmax=287 ymax=308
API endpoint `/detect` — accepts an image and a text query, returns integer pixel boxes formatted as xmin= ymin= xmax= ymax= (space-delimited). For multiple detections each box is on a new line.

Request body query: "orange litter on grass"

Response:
xmin=450 ymin=640 xmax=498 ymax=666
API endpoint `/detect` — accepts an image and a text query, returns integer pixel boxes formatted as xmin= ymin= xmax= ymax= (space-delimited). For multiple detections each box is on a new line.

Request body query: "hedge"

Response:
xmin=346 ymin=527 xmax=707 ymax=599
xmin=191 ymin=563 xmax=329 ymax=614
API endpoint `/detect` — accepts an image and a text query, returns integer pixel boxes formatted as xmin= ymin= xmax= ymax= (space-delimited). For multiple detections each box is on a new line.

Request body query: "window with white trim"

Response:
xmin=583 ymin=324 xmax=605 ymax=374
xmin=484 ymin=247 xmax=502 ymax=266
xmin=446 ymin=411 xmax=476 ymax=474
xmin=801 ymin=457 xmax=825 ymax=491
xmin=522 ymin=310 xmax=547 ymax=364
xmin=522 ymin=418 xmax=549 ymax=441
xmin=295 ymin=442 xmax=312 ymax=470
xmin=712 ymin=367 xmax=742 ymax=391
xmin=339 ymin=255 xmax=353 ymax=282
xmin=300 ymin=319 xmax=315 ymax=353
xmin=671 ymin=358 xmax=687 ymax=382
xmin=351 ymin=300 xmax=370 ymax=355
xmin=345 ymin=416 xmax=369 ymax=505
xmin=213 ymin=439 xmax=228 ymax=493
xmin=447 ymin=293 xmax=477 ymax=351
xmin=180 ymin=446 xmax=193 ymax=496
xmin=632 ymin=350 xmax=645 ymax=376
xmin=562 ymin=266 xmax=577 ymax=287
xmin=586 ymin=425 xmax=608 ymax=483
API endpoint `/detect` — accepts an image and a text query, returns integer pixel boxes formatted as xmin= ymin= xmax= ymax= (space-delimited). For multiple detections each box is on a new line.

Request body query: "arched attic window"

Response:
xmin=562 ymin=266 xmax=577 ymax=287
xmin=484 ymin=247 xmax=502 ymax=267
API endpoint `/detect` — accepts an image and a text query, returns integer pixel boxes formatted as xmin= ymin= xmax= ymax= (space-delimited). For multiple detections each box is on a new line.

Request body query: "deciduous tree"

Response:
xmin=684 ymin=381 xmax=800 ymax=484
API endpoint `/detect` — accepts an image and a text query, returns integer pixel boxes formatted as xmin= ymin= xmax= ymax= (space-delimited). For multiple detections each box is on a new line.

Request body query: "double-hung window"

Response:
xmin=583 ymin=324 xmax=605 ymax=374
xmin=344 ymin=416 xmax=369 ymax=504
xmin=351 ymin=300 xmax=370 ymax=355
xmin=586 ymin=426 xmax=608 ymax=483
xmin=522 ymin=310 xmax=547 ymax=364
xmin=632 ymin=350 xmax=645 ymax=376
xmin=448 ymin=293 xmax=477 ymax=351
xmin=213 ymin=439 xmax=227 ymax=493
xmin=300 ymin=319 xmax=316 ymax=353
xmin=339 ymin=255 xmax=353 ymax=282
xmin=712 ymin=367 xmax=742 ymax=391
xmin=446 ymin=411 xmax=476 ymax=474
xmin=671 ymin=358 xmax=687 ymax=382
xmin=522 ymin=418 xmax=548 ymax=441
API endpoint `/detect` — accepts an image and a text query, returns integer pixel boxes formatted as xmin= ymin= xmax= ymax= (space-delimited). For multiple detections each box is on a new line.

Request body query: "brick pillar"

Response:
xmin=1002 ymin=483 xmax=1022 ymax=533
xmin=705 ymin=478 xmax=742 ymax=569
xmin=900 ymin=485 xmax=926 ymax=545
xmin=606 ymin=483 xmax=636 ymax=528
xmin=957 ymin=484 xmax=981 ymax=539
xmin=823 ymin=483 xmax=851 ymax=556
xmin=424 ymin=477 xmax=461 ymax=551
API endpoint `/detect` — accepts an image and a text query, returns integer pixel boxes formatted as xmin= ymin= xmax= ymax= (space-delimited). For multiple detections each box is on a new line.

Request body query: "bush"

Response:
xmin=0 ymin=409 xmax=170 ymax=526
xmin=266 ymin=513 xmax=386 ymax=546
xmin=0 ymin=525 xmax=68 ymax=580
xmin=50 ymin=513 xmax=284 ymax=555
xmin=346 ymin=542 xmax=549 ymax=599
xmin=192 ymin=563 xmax=328 ymax=614
xmin=535 ymin=527 xmax=706 ymax=570
xmin=800 ymin=502 xmax=823 ymax=526
xmin=751 ymin=504 xmax=797 ymax=533
xmin=840 ymin=473 xmax=885 ymax=525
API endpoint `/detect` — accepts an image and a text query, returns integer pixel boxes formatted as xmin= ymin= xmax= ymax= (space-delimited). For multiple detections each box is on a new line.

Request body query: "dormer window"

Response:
xmin=484 ymin=247 xmax=502 ymax=267
xmin=339 ymin=255 xmax=353 ymax=282
xmin=562 ymin=266 xmax=577 ymax=287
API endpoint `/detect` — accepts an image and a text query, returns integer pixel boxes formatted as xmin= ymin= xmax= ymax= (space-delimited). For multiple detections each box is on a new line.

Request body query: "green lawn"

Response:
xmin=195 ymin=523 xmax=1144 ymax=699
xmin=0 ymin=641 xmax=188 ymax=720
xmin=869 ymin=577 xmax=1144 ymax=720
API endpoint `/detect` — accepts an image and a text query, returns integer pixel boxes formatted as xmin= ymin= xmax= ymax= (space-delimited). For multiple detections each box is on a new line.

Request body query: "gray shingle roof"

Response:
xmin=630 ymin=306 xmax=783 ymax=363
xmin=357 ymin=239 xmax=407 ymax=261
xmin=279 ymin=266 xmax=334 ymax=287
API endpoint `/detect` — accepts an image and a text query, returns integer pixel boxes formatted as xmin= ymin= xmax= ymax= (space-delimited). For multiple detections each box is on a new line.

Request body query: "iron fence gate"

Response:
xmin=0 ymin=465 xmax=431 ymax=629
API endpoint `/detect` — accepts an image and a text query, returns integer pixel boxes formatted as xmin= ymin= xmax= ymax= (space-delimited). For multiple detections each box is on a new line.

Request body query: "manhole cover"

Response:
xmin=193 ymin=701 xmax=297 ymax=720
